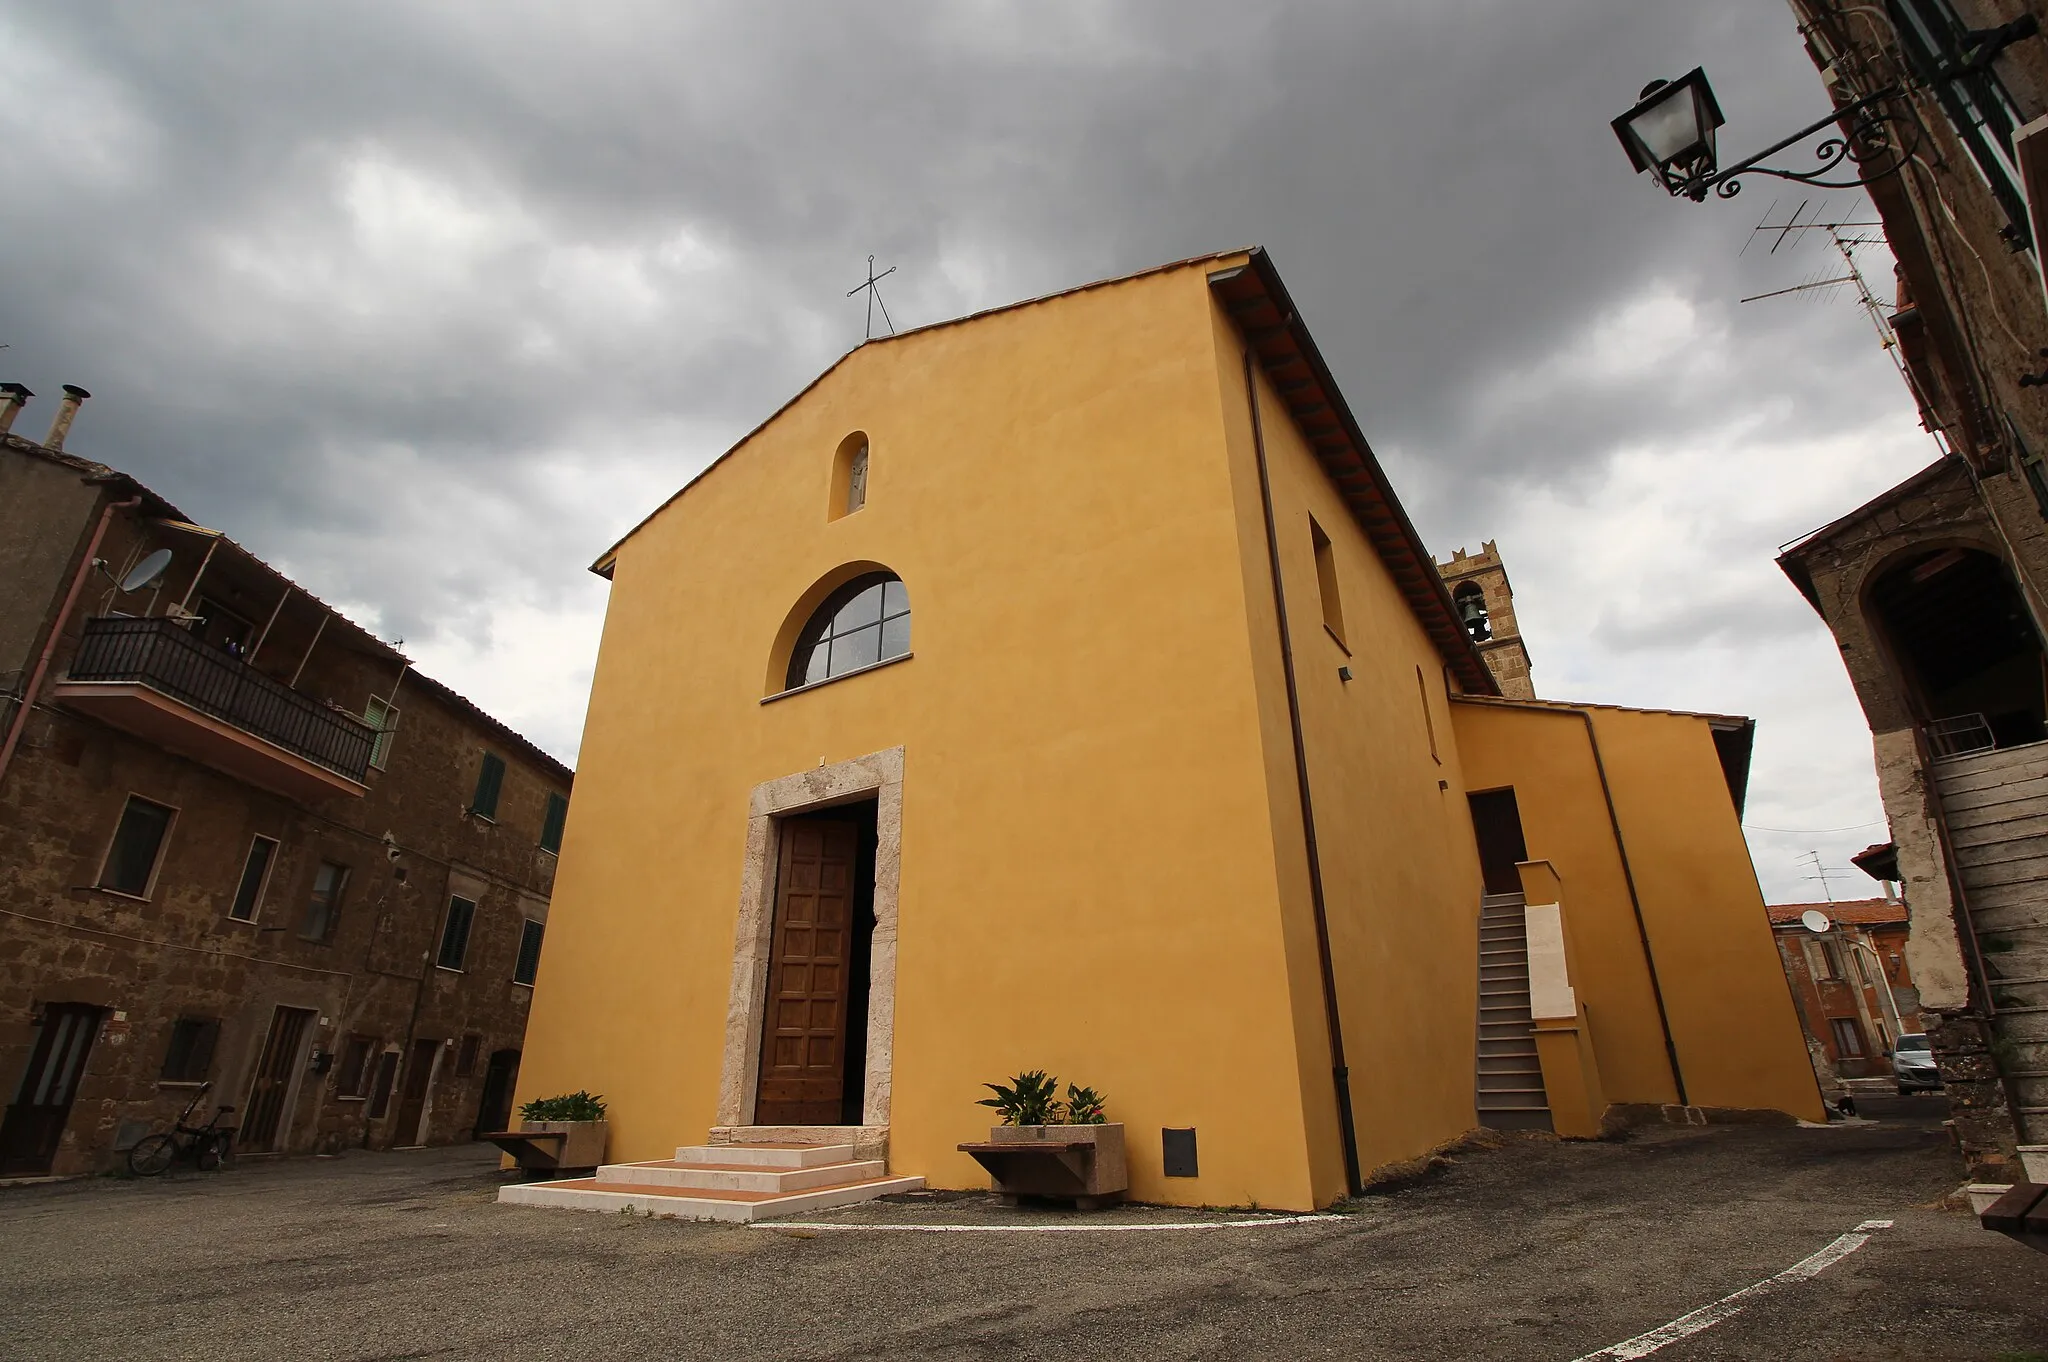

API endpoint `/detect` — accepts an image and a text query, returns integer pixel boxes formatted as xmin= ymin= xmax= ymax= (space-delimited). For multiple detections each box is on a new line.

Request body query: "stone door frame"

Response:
xmin=716 ymin=746 xmax=903 ymax=1130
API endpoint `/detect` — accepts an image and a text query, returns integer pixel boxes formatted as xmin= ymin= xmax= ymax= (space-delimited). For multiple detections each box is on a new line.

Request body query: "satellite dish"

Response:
xmin=1800 ymin=909 xmax=1832 ymax=935
xmin=119 ymin=548 xmax=173 ymax=594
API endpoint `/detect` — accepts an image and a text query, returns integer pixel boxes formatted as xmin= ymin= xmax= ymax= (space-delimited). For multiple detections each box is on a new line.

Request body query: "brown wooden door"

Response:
xmin=392 ymin=1038 xmax=439 ymax=1146
xmin=756 ymin=816 xmax=860 ymax=1124
xmin=0 ymin=1003 xmax=105 ymax=1176
xmin=241 ymin=1006 xmax=314 ymax=1151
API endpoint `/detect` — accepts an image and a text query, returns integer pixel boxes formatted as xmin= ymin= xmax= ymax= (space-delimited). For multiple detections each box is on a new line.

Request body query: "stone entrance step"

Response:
xmin=496 ymin=1135 xmax=920 ymax=1223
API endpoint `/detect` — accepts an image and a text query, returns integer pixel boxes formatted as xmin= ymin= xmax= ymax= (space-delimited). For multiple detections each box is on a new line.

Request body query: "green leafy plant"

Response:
xmin=520 ymin=1090 xmax=607 ymax=1122
xmin=978 ymin=1070 xmax=1061 ymax=1126
xmin=1063 ymin=1084 xmax=1109 ymax=1124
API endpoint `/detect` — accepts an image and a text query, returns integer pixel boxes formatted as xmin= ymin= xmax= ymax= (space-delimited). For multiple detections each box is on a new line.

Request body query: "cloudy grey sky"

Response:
xmin=1 ymin=1 xmax=1937 ymax=902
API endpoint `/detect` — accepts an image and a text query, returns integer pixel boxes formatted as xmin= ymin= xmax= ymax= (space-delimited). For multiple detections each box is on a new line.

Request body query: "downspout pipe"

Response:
xmin=0 ymin=493 xmax=142 ymax=790
xmin=1453 ymin=696 xmax=1689 ymax=1107
xmin=1243 ymin=348 xmax=1363 ymax=1196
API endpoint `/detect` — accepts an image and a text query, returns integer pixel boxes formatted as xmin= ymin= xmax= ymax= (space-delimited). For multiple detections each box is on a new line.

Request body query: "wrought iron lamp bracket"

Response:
xmin=1665 ymin=85 xmax=1916 ymax=202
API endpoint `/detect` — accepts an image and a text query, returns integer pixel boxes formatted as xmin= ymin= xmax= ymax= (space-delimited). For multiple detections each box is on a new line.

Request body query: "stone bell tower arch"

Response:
xmin=1437 ymin=540 xmax=1535 ymax=699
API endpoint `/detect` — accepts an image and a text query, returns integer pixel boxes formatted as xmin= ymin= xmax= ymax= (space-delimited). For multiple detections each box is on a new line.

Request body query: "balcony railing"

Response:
xmin=67 ymin=616 xmax=375 ymax=783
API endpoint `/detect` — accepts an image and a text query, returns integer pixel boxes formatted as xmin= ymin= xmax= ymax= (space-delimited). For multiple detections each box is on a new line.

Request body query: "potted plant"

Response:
xmin=962 ymin=1070 xmax=1127 ymax=1207
xmin=513 ymin=1090 xmax=608 ymax=1171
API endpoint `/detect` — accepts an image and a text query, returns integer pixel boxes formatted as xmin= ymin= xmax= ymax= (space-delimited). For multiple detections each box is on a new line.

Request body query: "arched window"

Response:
xmin=787 ymin=573 xmax=911 ymax=690
xmin=1454 ymin=582 xmax=1491 ymax=642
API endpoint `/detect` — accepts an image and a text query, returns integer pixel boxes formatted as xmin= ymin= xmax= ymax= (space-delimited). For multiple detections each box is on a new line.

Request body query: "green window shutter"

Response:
xmin=364 ymin=698 xmax=399 ymax=769
xmin=437 ymin=896 xmax=477 ymax=971
xmin=539 ymin=792 xmax=569 ymax=854
xmin=514 ymin=920 xmax=545 ymax=986
xmin=471 ymin=752 xmax=505 ymax=820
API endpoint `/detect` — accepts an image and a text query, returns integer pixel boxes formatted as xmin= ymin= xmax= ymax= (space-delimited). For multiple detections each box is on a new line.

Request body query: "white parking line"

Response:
xmin=749 ymin=1213 xmax=1346 ymax=1233
xmin=1569 ymin=1219 xmax=1894 ymax=1361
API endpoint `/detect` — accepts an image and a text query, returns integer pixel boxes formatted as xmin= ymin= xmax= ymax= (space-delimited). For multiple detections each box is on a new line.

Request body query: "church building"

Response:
xmin=507 ymin=249 xmax=1822 ymax=1218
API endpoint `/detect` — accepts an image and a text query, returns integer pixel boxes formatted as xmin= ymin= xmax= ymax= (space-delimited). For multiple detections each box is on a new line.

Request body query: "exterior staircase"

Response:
xmin=498 ymin=1137 xmax=922 ymax=1223
xmin=1476 ymin=892 xmax=1552 ymax=1132
xmin=1934 ymin=740 xmax=2048 ymax=1142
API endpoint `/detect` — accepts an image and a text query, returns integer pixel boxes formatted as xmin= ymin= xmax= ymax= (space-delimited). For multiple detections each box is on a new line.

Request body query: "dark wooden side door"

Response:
xmin=756 ymin=815 xmax=860 ymax=1124
xmin=1468 ymin=788 xmax=1530 ymax=897
xmin=473 ymin=1049 xmax=520 ymax=1137
xmin=241 ymin=1005 xmax=315 ymax=1151
xmin=392 ymin=1038 xmax=440 ymax=1147
xmin=0 ymin=1003 xmax=105 ymax=1176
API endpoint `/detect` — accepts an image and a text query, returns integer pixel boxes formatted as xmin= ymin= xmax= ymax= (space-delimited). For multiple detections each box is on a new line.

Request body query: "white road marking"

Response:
xmin=748 ymin=1213 xmax=1345 ymax=1233
xmin=1569 ymin=1219 xmax=1894 ymax=1361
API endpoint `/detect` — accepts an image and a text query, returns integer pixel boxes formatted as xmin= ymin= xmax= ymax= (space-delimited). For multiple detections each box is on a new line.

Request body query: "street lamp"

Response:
xmin=1612 ymin=66 xmax=1914 ymax=201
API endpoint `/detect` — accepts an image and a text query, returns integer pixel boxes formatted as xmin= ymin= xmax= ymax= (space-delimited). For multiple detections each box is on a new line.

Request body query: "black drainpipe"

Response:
xmin=1242 ymin=348 xmax=1363 ymax=1196
xmin=1454 ymin=696 xmax=1688 ymax=1108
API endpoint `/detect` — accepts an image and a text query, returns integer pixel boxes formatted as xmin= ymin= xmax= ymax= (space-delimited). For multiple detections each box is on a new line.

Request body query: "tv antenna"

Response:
xmin=848 ymin=255 xmax=897 ymax=341
xmin=1740 ymin=198 xmax=1947 ymax=452
xmin=1798 ymin=848 xmax=1839 ymax=902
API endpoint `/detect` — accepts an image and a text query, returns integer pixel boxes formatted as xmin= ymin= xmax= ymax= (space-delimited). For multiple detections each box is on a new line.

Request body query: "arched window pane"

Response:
xmin=786 ymin=572 xmax=911 ymax=691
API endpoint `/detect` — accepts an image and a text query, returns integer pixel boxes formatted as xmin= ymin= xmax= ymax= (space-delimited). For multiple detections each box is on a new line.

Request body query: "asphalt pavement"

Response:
xmin=0 ymin=1099 xmax=2042 ymax=1361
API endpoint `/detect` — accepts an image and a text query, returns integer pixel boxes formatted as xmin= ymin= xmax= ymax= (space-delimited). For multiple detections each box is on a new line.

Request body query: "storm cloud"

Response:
xmin=0 ymin=0 xmax=1933 ymax=899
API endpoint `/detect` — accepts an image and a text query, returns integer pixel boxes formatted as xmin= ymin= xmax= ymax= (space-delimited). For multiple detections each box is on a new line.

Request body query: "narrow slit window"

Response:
xmin=1310 ymin=517 xmax=1345 ymax=647
xmin=1416 ymin=666 xmax=1440 ymax=764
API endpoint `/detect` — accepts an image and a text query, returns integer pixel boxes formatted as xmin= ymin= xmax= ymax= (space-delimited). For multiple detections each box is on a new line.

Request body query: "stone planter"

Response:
xmin=960 ymin=1123 xmax=1128 ymax=1208
xmin=511 ymin=1119 xmax=608 ymax=1172
xmin=2018 ymin=1146 xmax=2048 ymax=1182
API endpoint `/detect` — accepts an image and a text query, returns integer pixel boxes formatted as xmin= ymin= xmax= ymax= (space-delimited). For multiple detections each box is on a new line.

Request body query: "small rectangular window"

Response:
xmin=1310 ymin=516 xmax=1346 ymax=648
xmin=228 ymin=835 xmax=278 ymax=922
xmin=471 ymin=752 xmax=505 ymax=820
xmin=514 ymin=919 xmax=545 ymax=986
xmin=99 ymin=795 xmax=175 ymax=898
xmin=336 ymin=1035 xmax=376 ymax=1098
xmin=364 ymin=697 xmax=400 ymax=770
xmin=437 ymin=895 xmax=477 ymax=971
xmin=159 ymin=1017 xmax=220 ymax=1082
xmin=366 ymin=1050 xmax=400 ymax=1119
xmin=455 ymin=1035 xmax=481 ymax=1079
xmin=1829 ymin=1017 xmax=1866 ymax=1059
xmin=539 ymin=792 xmax=569 ymax=855
xmin=302 ymin=861 xmax=349 ymax=942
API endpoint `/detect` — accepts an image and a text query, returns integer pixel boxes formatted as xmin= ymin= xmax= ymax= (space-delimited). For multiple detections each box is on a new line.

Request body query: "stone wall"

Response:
xmin=0 ymin=465 xmax=570 ymax=1176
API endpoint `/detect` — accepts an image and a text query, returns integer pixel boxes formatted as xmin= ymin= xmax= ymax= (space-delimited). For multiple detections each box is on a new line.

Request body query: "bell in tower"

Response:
xmin=1435 ymin=540 xmax=1534 ymax=699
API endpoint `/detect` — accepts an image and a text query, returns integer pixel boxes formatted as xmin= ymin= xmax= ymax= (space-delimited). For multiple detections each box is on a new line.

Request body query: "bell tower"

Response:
xmin=1437 ymin=540 xmax=1535 ymax=699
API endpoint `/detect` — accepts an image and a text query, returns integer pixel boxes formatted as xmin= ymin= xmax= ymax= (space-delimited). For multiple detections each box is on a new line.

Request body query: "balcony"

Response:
xmin=54 ymin=616 xmax=374 ymax=801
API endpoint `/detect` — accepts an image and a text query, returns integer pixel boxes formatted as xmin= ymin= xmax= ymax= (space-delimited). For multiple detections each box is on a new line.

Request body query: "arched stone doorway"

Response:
xmin=1866 ymin=546 xmax=2046 ymax=753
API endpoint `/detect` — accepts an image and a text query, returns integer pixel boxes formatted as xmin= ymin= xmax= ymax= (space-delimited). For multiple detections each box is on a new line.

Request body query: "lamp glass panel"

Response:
xmin=1628 ymin=84 xmax=1707 ymax=168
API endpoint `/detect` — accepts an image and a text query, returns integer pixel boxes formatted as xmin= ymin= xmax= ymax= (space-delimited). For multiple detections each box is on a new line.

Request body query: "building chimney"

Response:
xmin=0 ymin=384 xmax=30 ymax=437
xmin=43 ymin=384 xmax=90 ymax=451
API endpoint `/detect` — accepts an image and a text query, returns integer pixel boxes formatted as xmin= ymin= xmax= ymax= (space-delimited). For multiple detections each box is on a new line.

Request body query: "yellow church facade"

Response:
xmin=513 ymin=249 xmax=1822 ymax=1214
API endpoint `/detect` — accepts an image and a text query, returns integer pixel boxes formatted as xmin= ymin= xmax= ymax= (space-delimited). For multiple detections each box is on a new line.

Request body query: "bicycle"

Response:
xmin=127 ymin=1083 xmax=237 ymax=1176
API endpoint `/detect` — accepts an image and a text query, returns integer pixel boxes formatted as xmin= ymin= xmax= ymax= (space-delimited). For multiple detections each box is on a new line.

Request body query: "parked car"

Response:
xmin=1893 ymin=1033 xmax=1942 ymax=1094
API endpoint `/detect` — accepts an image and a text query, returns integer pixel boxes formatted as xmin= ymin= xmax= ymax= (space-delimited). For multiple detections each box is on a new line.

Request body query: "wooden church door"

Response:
xmin=755 ymin=814 xmax=860 ymax=1125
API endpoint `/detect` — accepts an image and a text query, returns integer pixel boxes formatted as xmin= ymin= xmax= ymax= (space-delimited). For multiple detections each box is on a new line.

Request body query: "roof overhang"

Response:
xmin=1208 ymin=250 xmax=1497 ymax=695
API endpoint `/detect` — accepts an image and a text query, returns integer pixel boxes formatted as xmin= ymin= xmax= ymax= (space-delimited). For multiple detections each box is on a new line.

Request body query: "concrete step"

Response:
xmin=598 ymin=1158 xmax=886 ymax=1193
xmin=672 ymin=1142 xmax=855 ymax=1168
xmin=499 ymin=1173 xmax=924 ymax=1223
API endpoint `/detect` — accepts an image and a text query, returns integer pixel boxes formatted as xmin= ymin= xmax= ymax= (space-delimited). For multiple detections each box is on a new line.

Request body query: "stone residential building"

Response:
xmin=1770 ymin=0 xmax=2048 ymax=1173
xmin=0 ymin=389 xmax=571 ymax=1177
xmin=1766 ymin=898 xmax=1924 ymax=1084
